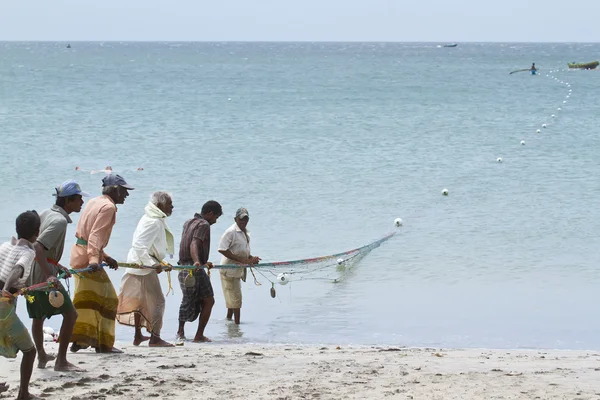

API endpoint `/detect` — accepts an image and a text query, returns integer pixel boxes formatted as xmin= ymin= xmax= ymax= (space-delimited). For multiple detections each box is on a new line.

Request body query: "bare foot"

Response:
xmin=148 ymin=337 xmax=175 ymax=347
xmin=133 ymin=335 xmax=151 ymax=346
xmin=37 ymin=353 xmax=56 ymax=369
xmin=192 ymin=336 xmax=212 ymax=343
xmin=95 ymin=346 xmax=123 ymax=354
xmin=54 ymin=360 xmax=86 ymax=372
xmin=70 ymin=343 xmax=85 ymax=353
xmin=17 ymin=393 xmax=42 ymax=400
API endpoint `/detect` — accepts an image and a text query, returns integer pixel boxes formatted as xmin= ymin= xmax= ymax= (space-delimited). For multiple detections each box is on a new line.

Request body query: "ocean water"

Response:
xmin=1 ymin=42 xmax=599 ymax=349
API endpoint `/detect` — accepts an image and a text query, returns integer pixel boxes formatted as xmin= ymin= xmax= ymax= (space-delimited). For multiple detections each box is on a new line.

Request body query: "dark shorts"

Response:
xmin=26 ymin=288 xmax=75 ymax=320
xmin=178 ymin=269 xmax=213 ymax=323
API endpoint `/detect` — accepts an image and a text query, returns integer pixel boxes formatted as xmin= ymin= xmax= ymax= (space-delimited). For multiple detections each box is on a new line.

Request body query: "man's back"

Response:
xmin=178 ymin=214 xmax=210 ymax=266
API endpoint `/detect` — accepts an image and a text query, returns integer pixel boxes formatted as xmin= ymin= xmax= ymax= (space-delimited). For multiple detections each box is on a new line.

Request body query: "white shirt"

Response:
xmin=218 ymin=223 xmax=251 ymax=279
xmin=0 ymin=237 xmax=35 ymax=290
xmin=125 ymin=202 xmax=174 ymax=276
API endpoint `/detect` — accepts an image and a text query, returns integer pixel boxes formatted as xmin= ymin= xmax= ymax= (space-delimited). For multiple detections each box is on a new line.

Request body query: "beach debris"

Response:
xmin=157 ymin=363 xmax=195 ymax=369
xmin=432 ymin=352 xmax=444 ymax=357
xmin=245 ymin=352 xmax=264 ymax=357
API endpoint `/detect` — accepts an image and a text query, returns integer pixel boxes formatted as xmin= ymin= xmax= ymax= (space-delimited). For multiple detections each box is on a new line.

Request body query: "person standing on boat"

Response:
xmin=70 ymin=174 xmax=134 ymax=354
xmin=176 ymin=201 xmax=222 ymax=342
xmin=116 ymin=191 xmax=175 ymax=348
xmin=531 ymin=63 xmax=537 ymax=71
xmin=27 ymin=180 xmax=88 ymax=371
xmin=218 ymin=207 xmax=260 ymax=325
xmin=0 ymin=211 xmax=42 ymax=400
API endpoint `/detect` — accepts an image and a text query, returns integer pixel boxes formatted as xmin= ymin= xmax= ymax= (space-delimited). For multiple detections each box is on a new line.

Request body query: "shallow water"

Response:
xmin=2 ymin=42 xmax=599 ymax=349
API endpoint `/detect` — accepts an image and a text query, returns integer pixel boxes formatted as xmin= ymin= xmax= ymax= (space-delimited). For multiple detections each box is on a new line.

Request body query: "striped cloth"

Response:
xmin=70 ymin=269 xmax=118 ymax=351
xmin=0 ymin=237 xmax=35 ymax=290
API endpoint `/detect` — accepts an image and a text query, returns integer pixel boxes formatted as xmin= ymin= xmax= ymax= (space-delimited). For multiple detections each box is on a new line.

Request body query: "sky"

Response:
xmin=0 ymin=0 xmax=598 ymax=42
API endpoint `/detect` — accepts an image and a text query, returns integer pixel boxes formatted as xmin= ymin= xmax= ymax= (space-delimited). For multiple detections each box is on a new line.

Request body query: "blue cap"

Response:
xmin=102 ymin=174 xmax=134 ymax=190
xmin=54 ymin=180 xmax=90 ymax=197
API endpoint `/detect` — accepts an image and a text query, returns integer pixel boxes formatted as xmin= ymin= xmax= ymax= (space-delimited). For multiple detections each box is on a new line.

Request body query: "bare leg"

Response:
xmin=233 ymin=308 xmax=241 ymax=325
xmin=31 ymin=318 xmax=54 ymax=369
xmin=17 ymin=348 xmax=36 ymax=400
xmin=54 ymin=309 xmax=82 ymax=372
xmin=193 ymin=297 xmax=214 ymax=342
xmin=176 ymin=321 xmax=186 ymax=340
xmin=133 ymin=313 xmax=150 ymax=346
xmin=226 ymin=309 xmax=233 ymax=320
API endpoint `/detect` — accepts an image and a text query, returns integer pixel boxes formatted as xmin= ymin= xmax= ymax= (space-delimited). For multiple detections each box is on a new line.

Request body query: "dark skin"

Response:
xmin=176 ymin=211 xmax=220 ymax=343
xmin=32 ymin=195 xmax=83 ymax=371
xmin=133 ymin=197 xmax=174 ymax=348
xmin=218 ymin=216 xmax=261 ymax=325
xmin=1 ymin=231 xmax=40 ymax=400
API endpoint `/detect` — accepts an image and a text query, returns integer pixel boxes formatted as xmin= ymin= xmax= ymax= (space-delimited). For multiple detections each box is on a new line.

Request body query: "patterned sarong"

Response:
xmin=177 ymin=269 xmax=213 ymax=323
xmin=70 ymin=269 xmax=118 ymax=350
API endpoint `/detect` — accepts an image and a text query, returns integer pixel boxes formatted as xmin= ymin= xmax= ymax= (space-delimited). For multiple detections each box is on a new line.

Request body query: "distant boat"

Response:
xmin=66 ymin=44 xmax=71 ymax=49
xmin=443 ymin=43 xmax=458 ymax=48
xmin=567 ymin=60 xmax=598 ymax=70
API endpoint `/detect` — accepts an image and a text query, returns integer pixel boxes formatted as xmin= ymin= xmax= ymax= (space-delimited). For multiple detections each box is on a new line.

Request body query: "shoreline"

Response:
xmin=2 ymin=343 xmax=600 ymax=399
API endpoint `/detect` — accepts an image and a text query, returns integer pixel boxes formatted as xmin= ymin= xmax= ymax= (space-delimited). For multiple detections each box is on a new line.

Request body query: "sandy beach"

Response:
xmin=2 ymin=342 xmax=600 ymax=399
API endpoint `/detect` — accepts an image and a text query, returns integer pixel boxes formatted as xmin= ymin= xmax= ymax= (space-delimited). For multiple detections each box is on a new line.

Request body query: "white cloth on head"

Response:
xmin=125 ymin=202 xmax=174 ymax=276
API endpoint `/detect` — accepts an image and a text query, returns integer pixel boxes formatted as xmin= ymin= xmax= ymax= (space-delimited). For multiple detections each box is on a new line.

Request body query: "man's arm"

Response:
xmin=1 ymin=266 xmax=24 ymax=296
xmin=33 ymin=242 xmax=55 ymax=281
xmin=218 ymin=249 xmax=255 ymax=265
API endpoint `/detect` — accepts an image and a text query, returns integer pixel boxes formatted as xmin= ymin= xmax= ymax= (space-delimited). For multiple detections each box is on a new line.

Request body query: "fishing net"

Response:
xmin=241 ymin=232 xmax=397 ymax=289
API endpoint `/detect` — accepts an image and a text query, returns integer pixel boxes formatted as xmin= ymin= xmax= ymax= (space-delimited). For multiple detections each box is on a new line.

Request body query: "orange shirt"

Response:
xmin=70 ymin=195 xmax=117 ymax=268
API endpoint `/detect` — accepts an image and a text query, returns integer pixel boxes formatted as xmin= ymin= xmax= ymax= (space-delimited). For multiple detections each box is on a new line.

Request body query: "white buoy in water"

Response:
xmin=442 ymin=188 xmax=449 ymax=196
xmin=277 ymin=273 xmax=289 ymax=285
xmin=394 ymin=218 xmax=403 ymax=227
xmin=558 ymin=108 xmax=561 ymax=111
xmin=536 ymin=129 xmax=541 ymax=133
xmin=497 ymin=157 xmax=503 ymax=163
xmin=228 ymin=98 xmax=232 ymax=101
xmin=542 ymin=124 xmax=547 ymax=128
xmin=521 ymin=140 xmax=525 ymax=145
xmin=551 ymin=114 xmax=555 ymax=118
xmin=563 ymin=101 xmax=567 ymax=104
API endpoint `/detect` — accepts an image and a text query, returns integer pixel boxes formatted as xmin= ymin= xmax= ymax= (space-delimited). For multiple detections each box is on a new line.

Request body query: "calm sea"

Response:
xmin=1 ymin=42 xmax=599 ymax=349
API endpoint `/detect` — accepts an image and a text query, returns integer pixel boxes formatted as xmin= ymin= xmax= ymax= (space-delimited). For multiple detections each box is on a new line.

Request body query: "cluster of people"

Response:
xmin=0 ymin=174 xmax=259 ymax=399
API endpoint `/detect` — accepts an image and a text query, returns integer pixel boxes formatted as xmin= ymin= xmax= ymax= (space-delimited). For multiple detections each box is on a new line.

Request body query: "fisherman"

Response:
xmin=218 ymin=207 xmax=260 ymax=325
xmin=531 ymin=63 xmax=537 ymax=71
xmin=176 ymin=201 xmax=222 ymax=342
xmin=28 ymin=180 xmax=88 ymax=371
xmin=117 ymin=191 xmax=175 ymax=347
xmin=70 ymin=174 xmax=134 ymax=354
xmin=0 ymin=211 xmax=42 ymax=400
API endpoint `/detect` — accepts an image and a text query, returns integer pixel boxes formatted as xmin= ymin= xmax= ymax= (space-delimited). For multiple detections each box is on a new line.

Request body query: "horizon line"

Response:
xmin=0 ymin=40 xmax=599 ymax=44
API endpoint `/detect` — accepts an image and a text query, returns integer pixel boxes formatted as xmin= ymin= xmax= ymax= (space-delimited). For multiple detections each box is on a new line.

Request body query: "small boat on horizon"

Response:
xmin=443 ymin=43 xmax=458 ymax=48
xmin=568 ymin=60 xmax=598 ymax=70
xmin=66 ymin=44 xmax=71 ymax=49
